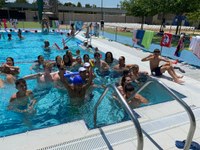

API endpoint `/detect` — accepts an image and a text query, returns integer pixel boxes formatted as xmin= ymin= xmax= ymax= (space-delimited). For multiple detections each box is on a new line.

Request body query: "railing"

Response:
xmin=64 ymin=29 xmax=82 ymax=43
xmin=151 ymin=78 xmax=196 ymax=150
xmin=93 ymin=78 xmax=196 ymax=150
xmin=94 ymin=84 xmax=144 ymax=150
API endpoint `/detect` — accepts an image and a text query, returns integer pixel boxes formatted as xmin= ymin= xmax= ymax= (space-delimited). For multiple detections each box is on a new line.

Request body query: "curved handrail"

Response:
xmin=132 ymin=78 xmax=196 ymax=150
xmin=93 ymin=77 xmax=196 ymax=150
xmin=94 ymin=84 xmax=144 ymax=150
xmin=153 ymin=79 xmax=196 ymax=150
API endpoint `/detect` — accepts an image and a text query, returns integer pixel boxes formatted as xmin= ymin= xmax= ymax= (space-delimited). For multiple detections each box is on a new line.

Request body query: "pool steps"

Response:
xmin=36 ymin=107 xmax=200 ymax=150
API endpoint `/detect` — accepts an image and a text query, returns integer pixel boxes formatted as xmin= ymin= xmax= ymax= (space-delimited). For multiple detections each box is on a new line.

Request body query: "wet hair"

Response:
xmin=153 ymin=49 xmax=160 ymax=53
xmin=44 ymin=40 xmax=50 ymax=46
xmin=6 ymin=57 xmax=14 ymax=66
xmin=130 ymin=64 xmax=139 ymax=71
xmin=124 ymin=83 xmax=135 ymax=93
xmin=15 ymin=78 xmax=26 ymax=86
xmin=63 ymin=46 xmax=68 ymax=49
xmin=8 ymin=33 xmax=12 ymax=38
xmin=83 ymin=54 xmax=90 ymax=59
xmin=120 ymin=56 xmax=125 ymax=61
xmin=94 ymin=52 xmax=101 ymax=58
xmin=55 ymin=55 xmax=62 ymax=62
xmin=37 ymin=55 xmax=44 ymax=60
xmin=122 ymin=68 xmax=130 ymax=76
xmin=105 ymin=51 xmax=114 ymax=63
xmin=76 ymin=49 xmax=80 ymax=54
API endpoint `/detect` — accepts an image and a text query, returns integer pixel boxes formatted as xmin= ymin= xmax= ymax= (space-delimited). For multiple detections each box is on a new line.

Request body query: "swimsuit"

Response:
xmin=151 ymin=66 xmax=162 ymax=76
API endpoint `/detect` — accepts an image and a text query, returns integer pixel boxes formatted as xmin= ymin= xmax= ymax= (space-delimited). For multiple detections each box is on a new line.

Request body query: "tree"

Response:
xmin=85 ymin=4 xmax=92 ymax=8
xmin=186 ymin=9 xmax=200 ymax=29
xmin=170 ymin=0 xmax=200 ymax=34
xmin=121 ymin=0 xmax=158 ymax=29
xmin=14 ymin=0 xmax=28 ymax=3
xmin=64 ymin=2 xmax=76 ymax=7
xmin=0 ymin=0 xmax=6 ymax=8
xmin=92 ymin=4 xmax=97 ymax=8
xmin=77 ymin=2 xmax=82 ymax=7
xmin=153 ymin=0 xmax=174 ymax=32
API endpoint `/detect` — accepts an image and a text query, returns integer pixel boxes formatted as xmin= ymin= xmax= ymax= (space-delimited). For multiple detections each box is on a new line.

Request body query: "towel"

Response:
xmin=191 ymin=36 xmax=200 ymax=59
xmin=160 ymin=33 xmax=173 ymax=47
xmin=141 ymin=30 xmax=154 ymax=49
xmin=136 ymin=30 xmax=145 ymax=45
xmin=132 ymin=30 xmax=138 ymax=46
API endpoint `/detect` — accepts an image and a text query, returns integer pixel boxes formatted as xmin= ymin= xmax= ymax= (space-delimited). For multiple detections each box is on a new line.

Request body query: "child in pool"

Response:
xmin=8 ymin=79 xmax=36 ymax=113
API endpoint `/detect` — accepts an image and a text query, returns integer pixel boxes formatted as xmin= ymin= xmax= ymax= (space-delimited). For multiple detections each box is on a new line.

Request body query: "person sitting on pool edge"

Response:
xmin=8 ymin=78 xmax=36 ymax=113
xmin=141 ymin=49 xmax=184 ymax=84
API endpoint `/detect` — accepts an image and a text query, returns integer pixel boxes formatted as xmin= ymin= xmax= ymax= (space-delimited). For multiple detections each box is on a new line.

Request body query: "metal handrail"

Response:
xmin=93 ymin=78 xmax=196 ymax=150
xmin=130 ymin=78 xmax=196 ymax=150
xmin=94 ymin=84 xmax=144 ymax=150
xmin=152 ymin=78 xmax=196 ymax=150
xmin=64 ymin=29 xmax=82 ymax=43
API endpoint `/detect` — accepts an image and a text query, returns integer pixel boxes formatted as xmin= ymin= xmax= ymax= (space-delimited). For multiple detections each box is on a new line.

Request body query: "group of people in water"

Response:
xmin=0 ymin=27 xmax=185 ymax=115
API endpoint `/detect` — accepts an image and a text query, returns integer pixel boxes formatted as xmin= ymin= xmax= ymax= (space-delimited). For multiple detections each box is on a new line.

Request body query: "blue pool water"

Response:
xmin=0 ymin=31 xmax=185 ymax=137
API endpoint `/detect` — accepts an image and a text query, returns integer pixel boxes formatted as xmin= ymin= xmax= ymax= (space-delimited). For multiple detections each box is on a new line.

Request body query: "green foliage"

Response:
xmin=77 ymin=2 xmax=82 ymax=7
xmin=85 ymin=4 xmax=92 ymax=8
xmin=14 ymin=0 xmax=28 ymax=3
xmin=0 ymin=0 xmax=6 ymax=8
xmin=187 ymin=10 xmax=200 ymax=21
xmin=121 ymin=0 xmax=158 ymax=17
xmin=92 ymin=4 xmax=97 ymax=8
xmin=64 ymin=2 xmax=76 ymax=7
xmin=170 ymin=0 xmax=200 ymax=15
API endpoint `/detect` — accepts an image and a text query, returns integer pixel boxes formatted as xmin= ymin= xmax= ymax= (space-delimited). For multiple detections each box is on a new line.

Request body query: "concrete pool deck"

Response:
xmin=0 ymin=31 xmax=200 ymax=150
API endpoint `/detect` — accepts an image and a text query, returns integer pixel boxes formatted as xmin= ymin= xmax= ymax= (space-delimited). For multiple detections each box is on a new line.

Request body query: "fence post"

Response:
xmin=115 ymin=27 xmax=118 ymax=41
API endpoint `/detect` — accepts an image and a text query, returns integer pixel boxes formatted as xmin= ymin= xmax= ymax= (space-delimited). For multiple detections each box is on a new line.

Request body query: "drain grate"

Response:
xmin=38 ymin=108 xmax=200 ymax=150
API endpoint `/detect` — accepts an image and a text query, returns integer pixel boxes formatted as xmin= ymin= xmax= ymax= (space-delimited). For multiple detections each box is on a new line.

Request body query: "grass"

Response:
xmin=104 ymin=27 xmax=191 ymax=49
xmin=3 ymin=21 xmax=195 ymax=49
xmin=6 ymin=21 xmax=41 ymax=28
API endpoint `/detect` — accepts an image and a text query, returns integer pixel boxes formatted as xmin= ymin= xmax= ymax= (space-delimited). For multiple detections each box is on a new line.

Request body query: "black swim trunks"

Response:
xmin=151 ymin=66 xmax=162 ymax=76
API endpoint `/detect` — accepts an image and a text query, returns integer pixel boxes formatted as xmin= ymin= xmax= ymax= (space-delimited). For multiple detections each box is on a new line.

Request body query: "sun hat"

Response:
xmin=83 ymin=62 xmax=90 ymax=68
xmin=78 ymin=67 xmax=86 ymax=72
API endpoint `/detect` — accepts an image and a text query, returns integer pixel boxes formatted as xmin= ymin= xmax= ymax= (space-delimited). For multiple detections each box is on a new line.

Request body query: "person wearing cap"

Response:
xmin=78 ymin=67 xmax=88 ymax=83
xmin=61 ymin=66 xmax=93 ymax=105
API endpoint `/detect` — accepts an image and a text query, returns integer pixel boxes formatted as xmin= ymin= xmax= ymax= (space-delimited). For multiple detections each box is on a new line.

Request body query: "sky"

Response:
xmin=7 ymin=0 xmax=122 ymax=8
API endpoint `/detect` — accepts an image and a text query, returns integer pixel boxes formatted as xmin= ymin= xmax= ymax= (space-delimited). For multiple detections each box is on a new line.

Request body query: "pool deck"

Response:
xmin=1 ymin=31 xmax=200 ymax=150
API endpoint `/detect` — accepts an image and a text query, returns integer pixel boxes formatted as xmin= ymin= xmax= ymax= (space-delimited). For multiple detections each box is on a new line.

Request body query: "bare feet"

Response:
xmin=174 ymin=79 xmax=184 ymax=84
xmin=177 ymin=75 xmax=184 ymax=78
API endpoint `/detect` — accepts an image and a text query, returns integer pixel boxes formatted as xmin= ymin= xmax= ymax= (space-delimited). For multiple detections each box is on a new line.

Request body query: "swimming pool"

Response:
xmin=0 ymin=31 xmax=185 ymax=137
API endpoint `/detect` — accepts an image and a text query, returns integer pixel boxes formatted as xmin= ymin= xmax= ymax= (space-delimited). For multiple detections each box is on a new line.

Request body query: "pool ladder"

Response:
xmin=93 ymin=78 xmax=196 ymax=150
